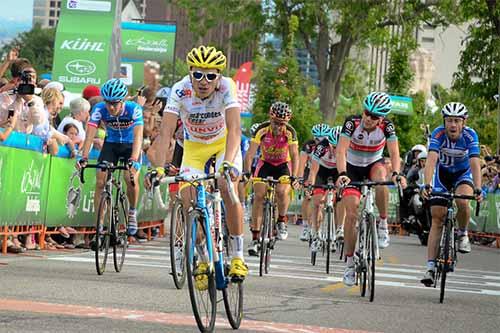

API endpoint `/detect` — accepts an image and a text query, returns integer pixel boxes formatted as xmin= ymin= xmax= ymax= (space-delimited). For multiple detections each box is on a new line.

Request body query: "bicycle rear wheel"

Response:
xmin=113 ymin=192 xmax=128 ymax=272
xmin=95 ymin=194 xmax=111 ymax=275
xmin=186 ymin=209 xmax=216 ymax=332
xmin=366 ymin=214 xmax=376 ymax=302
xmin=170 ymin=199 xmax=187 ymax=289
xmin=326 ymin=208 xmax=333 ymax=274
xmin=358 ymin=219 xmax=367 ymax=297
xmin=259 ymin=202 xmax=271 ymax=277
xmin=222 ymin=220 xmax=244 ymax=329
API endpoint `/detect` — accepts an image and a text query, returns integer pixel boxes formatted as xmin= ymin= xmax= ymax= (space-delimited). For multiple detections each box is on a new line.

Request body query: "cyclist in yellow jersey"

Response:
xmin=147 ymin=45 xmax=248 ymax=281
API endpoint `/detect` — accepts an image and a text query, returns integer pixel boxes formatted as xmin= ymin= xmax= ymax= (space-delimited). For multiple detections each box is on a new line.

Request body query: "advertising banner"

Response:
xmin=233 ymin=62 xmax=253 ymax=112
xmin=390 ymin=95 xmax=414 ymax=116
xmin=0 ymin=147 xmax=50 ymax=226
xmin=52 ymin=0 xmax=119 ymax=93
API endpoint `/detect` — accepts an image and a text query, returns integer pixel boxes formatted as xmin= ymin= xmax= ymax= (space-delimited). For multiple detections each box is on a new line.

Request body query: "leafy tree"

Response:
xmin=0 ymin=24 xmax=56 ymax=76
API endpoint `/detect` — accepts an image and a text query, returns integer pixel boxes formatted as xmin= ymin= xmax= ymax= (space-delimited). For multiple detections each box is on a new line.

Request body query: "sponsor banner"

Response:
xmin=233 ymin=62 xmax=253 ymax=112
xmin=120 ymin=61 xmax=144 ymax=90
xmin=121 ymin=22 xmax=176 ymax=63
xmin=52 ymin=0 xmax=118 ymax=93
xmin=390 ymin=95 xmax=414 ymax=116
xmin=0 ymin=147 xmax=50 ymax=226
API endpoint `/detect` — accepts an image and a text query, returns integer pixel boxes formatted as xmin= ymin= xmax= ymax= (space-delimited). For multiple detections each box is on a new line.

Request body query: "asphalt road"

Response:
xmin=1 ymin=224 xmax=499 ymax=333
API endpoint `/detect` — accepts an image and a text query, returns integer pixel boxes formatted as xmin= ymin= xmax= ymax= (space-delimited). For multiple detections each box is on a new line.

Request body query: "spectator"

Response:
xmin=82 ymin=85 xmax=100 ymax=101
xmin=403 ymin=144 xmax=427 ymax=175
xmin=62 ymin=123 xmax=80 ymax=145
xmin=0 ymin=78 xmax=8 ymax=90
xmin=37 ymin=79 xmax=51 ymax=89
xmin=0 ymin=61 xmax=44 ymax=134
xmin=0 ymin=48 xmax=19 ymax=88
xmin=57 ymin=97 xmax=90 ymax=144
xmin=0 ymin=112 xmax=17 ymax=142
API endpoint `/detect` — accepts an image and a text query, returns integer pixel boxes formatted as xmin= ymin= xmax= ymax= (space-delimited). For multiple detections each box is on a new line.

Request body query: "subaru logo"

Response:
xmin=65 ymin=59 xmax=96 ymax=76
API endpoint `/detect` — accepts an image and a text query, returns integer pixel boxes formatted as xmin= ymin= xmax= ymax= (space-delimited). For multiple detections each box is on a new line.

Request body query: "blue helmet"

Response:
xmin=101 ymin=79 xmax=128 ymax=102
xmin=327 ymin=126 xmax=342 ymax=145
xmin=363 ymin=92 xmax=392 ymax=117
xmin=311 ymin=123 xmax=330 ymax=139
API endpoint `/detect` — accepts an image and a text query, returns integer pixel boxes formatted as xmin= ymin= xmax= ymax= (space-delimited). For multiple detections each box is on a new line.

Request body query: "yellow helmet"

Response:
xmin=186 ymin=45 xmax=226 ymax=71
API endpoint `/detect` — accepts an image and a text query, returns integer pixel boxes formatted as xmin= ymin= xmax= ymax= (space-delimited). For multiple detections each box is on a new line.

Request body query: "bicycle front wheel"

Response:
xmin=259 ymin=202 xmax=271 ymax=276
xmin=186 ymin=209 xmax=216 ymax=332
xmin=222 ymin=219 xmax=244 ymax=329
xmin=439 ymin=222 xmax=452 ymax=304
xmin=326 ymin=207 xmax=333 ymax=274
xmin=366 ymin=214 xmax=377 ymax=302
xmin=95 ymin=194 xmax=111 ymax=275
xmin=113 ymin=192 xmax=128 ymax=273
xmin=358 ymin=219 xmax=367 ymax=297
xmin=170 ymin=199 xmax=187 ymax=289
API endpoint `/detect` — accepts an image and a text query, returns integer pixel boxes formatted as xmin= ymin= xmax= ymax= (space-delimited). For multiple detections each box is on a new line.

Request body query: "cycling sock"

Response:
xmin=251 ymin=229 xmax=260 ymax=241
xmin=278 ymin=215 xmax=287 ymax=223
xmin=346 ymin=255 xmax=354 ymax=267
xmin=302 ymin=220 xmax=308 ymax=227
xmin=457 ymin=228 xmax=467 ymax=237
xmin=427 ymin=260 xmax=436 ymax=271
xmin=231 ymin=235 xmax=244 ymax=259
xmin=379 ymin=217 xmax=388 ymax=229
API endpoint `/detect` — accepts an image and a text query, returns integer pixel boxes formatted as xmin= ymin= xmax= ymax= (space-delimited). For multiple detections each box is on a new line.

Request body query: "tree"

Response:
xmin=0 ymin=24 xmax=56 ymax=76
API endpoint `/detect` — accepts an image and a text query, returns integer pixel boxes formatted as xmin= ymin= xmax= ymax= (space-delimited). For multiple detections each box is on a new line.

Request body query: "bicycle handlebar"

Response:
xmin=430 ymin=191 xmax=481 ymax=216
xmin=250 ymin=175 xmax=292 ymax=184
xmin=347 ymin=180 xmax=397 ymax=187
xmin=80 ymin=162 xmax=131 ymax=185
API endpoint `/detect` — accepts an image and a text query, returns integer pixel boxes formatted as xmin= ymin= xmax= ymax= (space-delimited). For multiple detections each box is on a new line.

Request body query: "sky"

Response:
xmin=0 ymin=0 xmax=33 ymax=22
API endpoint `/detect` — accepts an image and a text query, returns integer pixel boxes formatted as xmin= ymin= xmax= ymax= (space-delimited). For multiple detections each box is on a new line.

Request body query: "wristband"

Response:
xmin=392 ymin=171 xmax=400 ymax=178
xmin=338 ymin=171 xmax=347 ymax=177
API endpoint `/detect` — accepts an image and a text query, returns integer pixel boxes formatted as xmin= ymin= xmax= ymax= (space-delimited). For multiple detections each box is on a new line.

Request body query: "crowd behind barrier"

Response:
xmin=0 ymin=135 xmax=167 ymax=254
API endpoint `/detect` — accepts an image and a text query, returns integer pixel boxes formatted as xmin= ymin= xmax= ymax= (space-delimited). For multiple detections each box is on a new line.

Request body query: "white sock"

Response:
xmin=231 ymin=235 xmax=244 ymax=259
xmin=346 ymin=255 xmax=354 ymax=267
xmin=379 ymin=218 xmax=388 ymax=229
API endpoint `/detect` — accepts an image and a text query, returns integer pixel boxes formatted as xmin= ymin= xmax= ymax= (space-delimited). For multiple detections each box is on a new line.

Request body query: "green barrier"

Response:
xmin=0 ymin=146 xmax=50 ymax=226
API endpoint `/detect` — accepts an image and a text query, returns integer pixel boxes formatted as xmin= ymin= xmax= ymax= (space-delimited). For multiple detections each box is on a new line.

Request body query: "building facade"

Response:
xmin=32 ymin=0 xmax=61 ymax=28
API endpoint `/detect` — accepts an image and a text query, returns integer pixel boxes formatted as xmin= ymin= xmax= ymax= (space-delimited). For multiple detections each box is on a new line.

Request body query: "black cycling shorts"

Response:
xmin=172 ymin=142 xmax=184 ymax=168
xmin=98 ymin=142 xmax=133 ymax=165
xmin=346 ymin=158 xmax=385 ymax=183
xmin=315 ymin=166 xmax=339 ymax=186
xmin=254 ymin=160 xmax=291 ymax=179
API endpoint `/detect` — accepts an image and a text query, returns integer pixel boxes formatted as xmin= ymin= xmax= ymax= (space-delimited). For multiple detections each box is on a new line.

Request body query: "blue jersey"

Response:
xmin=241 ymin=134 xmax=250 ymax=158
xmin=89 ymin=101 xmax=144 ymax=144
xmin=428 ymin=125 xmax=480 ymax=173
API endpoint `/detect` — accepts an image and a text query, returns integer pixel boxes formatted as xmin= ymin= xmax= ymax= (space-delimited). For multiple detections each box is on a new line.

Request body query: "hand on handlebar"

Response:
xmin=474 ymin=187 xmax=484 ymax=203
xmin=420 ymin=184 xmax=432 ymax=200
xmin=144 ymin=166 xmax=165 ymax=189
xmin=220 ymin=160 xmax=240 ymax=181
xmin=336 ymin=175 xmax=350 ymax=188
xmin=290 ymin=176 xmax=300 ymax=190
xmin=75 ymin=157 xmax=88 ymax=170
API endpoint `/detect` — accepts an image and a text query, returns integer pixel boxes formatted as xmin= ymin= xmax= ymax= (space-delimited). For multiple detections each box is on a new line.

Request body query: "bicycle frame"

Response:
xmin=359 ymin=185 xmax=380 ymax=260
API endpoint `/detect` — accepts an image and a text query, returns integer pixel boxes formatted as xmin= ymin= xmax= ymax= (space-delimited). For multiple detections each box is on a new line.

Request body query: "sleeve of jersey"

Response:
xmin=88 ymin=105 xmax=102 ymax=128
xmin=223 ymin=78 xmax=241 ymax=110
xmin=428 ymin=127 xmax=444 ymax=152
xmin=287 ymin=125 xmax=299 ymax=145
xmin=311 ymin=144 xmax=324 ymax=163
xmin=165 ymin=83 xmax=182 ymax=116
xmin=251 ymin=129 xmax=263 ymax=144
xmin=132 ymin=104 xmax=144 ymax=126
xmin=384 ymin=120 xmax=398 ymax=141
xmin=466 ymin=128 xmax=480 ymax=157
xmin=340 ymin=117 xmax=355 ymax=138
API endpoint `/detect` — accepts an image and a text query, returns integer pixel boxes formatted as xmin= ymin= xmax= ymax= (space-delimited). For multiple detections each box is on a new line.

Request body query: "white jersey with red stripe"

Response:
xmin=312 ymin=138 xmax=337 ymax=169
xmin=340 ymin=115 xmax=397 ymax=167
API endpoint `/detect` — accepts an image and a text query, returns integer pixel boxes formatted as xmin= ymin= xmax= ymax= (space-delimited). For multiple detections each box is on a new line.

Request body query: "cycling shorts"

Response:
xmin=98 ymin=142 xmax=134 ymax=166
xmin=172 ymin=142 xmax=184 ymax=168
xmin=254 ymin=160 xmax=291 ymax=180
xmin=343 ymin=158 xmax=385 ymax=198
xmin=430 ymin=166 xmax=473 ymax=207
xmin=313 ymin=167 xmax=339 ymax=196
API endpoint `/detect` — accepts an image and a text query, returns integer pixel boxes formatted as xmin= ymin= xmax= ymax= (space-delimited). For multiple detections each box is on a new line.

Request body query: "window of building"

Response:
xmin=58 ymin=1 xmax=61 ymax=7
xmin=422 ymin=37 xmax=435 ymax=43
xmin=50 ymin=10 xmax=55 ymax=17
xmin=34 ymin=0 xmax=45 ymax=6
xmin=50 ymin=1 xmax=56 ymax=7
xmin=49 ymin=19 xmax=55 ymax=26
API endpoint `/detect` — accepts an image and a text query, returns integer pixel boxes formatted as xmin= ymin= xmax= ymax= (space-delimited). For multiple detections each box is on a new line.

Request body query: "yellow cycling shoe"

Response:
xmin=229 ymin=257 xmax=248 ymax=281
xmin=194 ymin=262 xmax=209 ymax=291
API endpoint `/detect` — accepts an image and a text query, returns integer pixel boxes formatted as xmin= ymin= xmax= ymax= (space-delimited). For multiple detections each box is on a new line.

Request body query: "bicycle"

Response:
xmin=250 ymin=175 xmax=291 ymax=277
xmin=162 ymin=169 xmax=243 ymax=332
xmin=307 ymin=179 xmax=336 ymax=274
xmin=343 ymin=179 xmax=402 ymax=302
xmin=430 ymin=190 xmax=479 ymax=304
xmin=80 ymin=160 xmax=132 ymax=275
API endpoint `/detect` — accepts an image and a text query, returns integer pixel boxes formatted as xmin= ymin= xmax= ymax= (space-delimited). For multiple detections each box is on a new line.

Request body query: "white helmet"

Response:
xmin=411 ymin=144 xmax=427 ymax=153
xmin=441 ymin=102 xmax=468 ymax=119
xmin=417 ymin=151 xmax=427 ymax=160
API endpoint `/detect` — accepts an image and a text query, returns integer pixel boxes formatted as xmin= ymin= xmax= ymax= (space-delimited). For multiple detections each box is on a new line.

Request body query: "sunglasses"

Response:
xmin=106 ymin=100 xmax=122 ymax=107
xmin=364 ymin=110 xmax=381 ymax=121
xmin=191 ymin=71 xmax=219 ymax=82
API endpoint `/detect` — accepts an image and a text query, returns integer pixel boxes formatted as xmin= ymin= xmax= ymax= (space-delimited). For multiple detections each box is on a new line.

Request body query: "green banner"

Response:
xmin=0 ymin=147 xmax=50 ymax=226
xmin=52 ymin=0 xmax=119 ymax=93
xmin=390 ymin=95 xmax=414 ymax=116
xmin=120 ymin=61 xmax=144 ymax=90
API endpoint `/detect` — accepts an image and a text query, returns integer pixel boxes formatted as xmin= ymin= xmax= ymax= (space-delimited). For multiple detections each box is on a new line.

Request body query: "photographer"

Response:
xmin=0 ymin=60 xmax=44 ymax=134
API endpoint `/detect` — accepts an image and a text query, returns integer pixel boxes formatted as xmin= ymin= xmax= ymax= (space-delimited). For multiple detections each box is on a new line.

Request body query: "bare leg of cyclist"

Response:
xmin=251 ymin=183 xmax=266 ymax=239
xmin=455 ymin=183 xmax=474 ymax=253
xmin=342 ymin=193 xmax=360 ymax=286
xmin=300 ymin=194 xmax=313 ymax=238
xmin=310 ymin=193 xmax=324 ymax=251
xmin=276 ymin=183 xmax=291 ymax=240
xmin=335 ymin=199 xmax=345 ymax=239
xmin=372 ymin=166 xmax=390 ymax=248
xmin=421 ymin=206 xmax=446 ymax=286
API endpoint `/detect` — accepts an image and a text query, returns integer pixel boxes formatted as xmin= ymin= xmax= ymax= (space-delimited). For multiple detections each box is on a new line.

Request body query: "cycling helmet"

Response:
xmin=417 ymin=151 xmax=427 ymax=160
xmin=250 ymin=122 xmax=261 ymax=136
xmin=411 ymin=144 xmax=427 ymax=153
xmin=186 ymin=45 xmax=226 ymax=71
xmin=311 ymin=123 xmax=330 ymax=138
xmin=100 ymin=79 xmax=128 ymax=102
xmin=327 ymin=126 xmax=342 ymax=145
xmin=363 ymin=92 xmax=392 ymax=117
xmin=441 ymin=102 xmax=468 ymax=119
xmin=269 ymin=101 xmax=292 ymax=121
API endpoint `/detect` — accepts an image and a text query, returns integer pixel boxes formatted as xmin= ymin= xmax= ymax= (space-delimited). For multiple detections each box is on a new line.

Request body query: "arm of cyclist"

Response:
xmin=470 ymin=156 xmax=483 ymax=202
xmin=243 ymin=141 xmax=259 ymax=176
xmin=289 ymin=142 xmax=300 ymax=189
xmin=128 ymin=124 xmax=144 ymax=173
xmin=422 ymin=150 xmax=439 ymax=199
xmin=222 ymin=106 xmax=242 ymax=180
xmin=76 ymin=122 xmax=98 ymax=169
xmin=147 ymin=112 xmax=177 ymax=167
xmin=297 ymin=151 xmax=309 ymax=179
xmin=387 ymin=139 xmax=406 ymax=188
xmin=335 ymin=135 xmax=350 ymax=187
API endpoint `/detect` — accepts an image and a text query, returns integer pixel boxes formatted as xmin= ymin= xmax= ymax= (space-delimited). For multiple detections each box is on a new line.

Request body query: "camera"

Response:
xmin=16 ymin=70 xmax=35 ymax=95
